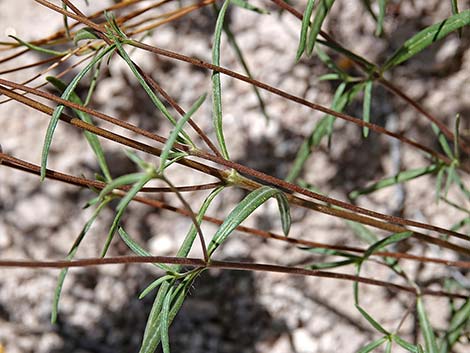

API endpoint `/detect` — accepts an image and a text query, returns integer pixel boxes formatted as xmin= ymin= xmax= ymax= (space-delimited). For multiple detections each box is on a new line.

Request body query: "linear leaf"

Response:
xmin=382 ymin=10 xmax=470 ymax=71
xmin=73 ymin=27 xmax=99 ymax=46
xmin=362 ymin=80 xmax=372 ymax=138
xmin=159 ymin=94 xmax=206 ymax=173
xmin=212 ymin=0 xmax=231 ymax=160
xmin=101 ymin=173 xmax=154 ymax=257
xmin=357 ymin=337 xmax=388 ymax=353
xmin=308 ymin=259 xmax=357 ymax=269
xmin=375 ymin=0 xmax=387 ymax=36
xmin=432 ymin=123 xmax=454 ymax=160
xmin=364 ymin=231 xmax=413 ymax=259
xmin=46 ymin=76 xmax=112 ymax=182
xmin=161 ymin=287 xmax=173 ymax=353
xmin=356 ymin=304 xmax=390 ymax=335
xmin=98 ymin=173 xmax=144 ymax=200
xmin=275 ymin=192 xmax=291 ymax=236
xmin=41 ymin=44 xmax=116 ymax=181
xmin=118 ymin=227 xmax=174 ymax=273
xmin=9 ymin=35 xmax=66 ymax=56
xmin=349 ymin=164 xmax=438 ymax=199
xmin=139 ymin=275 xmax=174 ymax=300
xmin=393 ymin=335 xmax=419 ymax=353
xmin=440 ymin=299 xmax=470 ymax=353
xmin=417 ymin=297 xmax=439 ymax=353
xmin=306 ymin=0 xmax=336 ymax=56
xmin=296 ymin=0 xmax=316 ymax=61
xmin=207 ymin=186 xmax=289 ymax=256
xmin=231 ymin=0 xmax=269 ymax=14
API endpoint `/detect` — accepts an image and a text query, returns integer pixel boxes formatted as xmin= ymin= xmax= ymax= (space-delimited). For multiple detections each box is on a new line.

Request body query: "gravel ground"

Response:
xmin=1 ymin=1 xmax=469 ymax=353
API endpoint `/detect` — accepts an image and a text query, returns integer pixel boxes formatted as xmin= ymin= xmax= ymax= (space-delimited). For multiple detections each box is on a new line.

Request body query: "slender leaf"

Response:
xmin=161 ymin=287 xmax=173 ymax=353
xmin=101 ymin=173 xmax=154 ymax=257
xmin=275 ymin=192 xmax=291 ymax=236
xmin=41 ymin=44 xmax=116 ymax=181
xmin=51 ymin=199 xmax=109 ymax=323
xmin=207 ymin=186 xmax=290 ymax=256
xmin=139 ymin=275 xmax=174 ymax=299
xmin=417 ymin=297 xmax=439 ymax=353
xmin=159 ymin=94 xmax=206 ymax=173
xmin=73 ymin=27 xmax=99 ymax=46
xmin=440 ymin=299 xmax=470 ymax=353
xmin=393 ymin=335 xmax=419 ymax=353
xmin=382 ymin=10 xmax=470 ymax=71
xmin=9 ymin=35 xmax=66 ymax=56
xmin=308 ymin=259 xmax=357 ymax=269
xmin=98 ymin=172 xmax=145 ymax=200
xmin=231 ymin=0 xmax=269 ymax=14
xmin=357 ymin=337 xmax=388 ymax=353
xmin=432 ymin=123 xmax=454 ymax=160
xmin=375 ymin=0 xmax=387 ymax=36
xmin=362 ymin=80 xmax=373 ymax=138
xmin=46 ymin=76 xmax=112 ymax=182
xmin=356 ymin=304 xmax=390 ymax=335
xmin=349 ymin=164 xmax=438 ymax=199
xmin=385 ymin=339 xmax=392 ymax=353
xmin=212 ymin=0 xmax=231 ymax=159
xmin=364 ymin=231 xmax=413 ymax=259
xmin=296 ymin=0 xmax=316 ymax=61
xmin=118 ymin=227 xmax=174 ymax=273
xmin=306 ymin=0 xmax=336 ymax=56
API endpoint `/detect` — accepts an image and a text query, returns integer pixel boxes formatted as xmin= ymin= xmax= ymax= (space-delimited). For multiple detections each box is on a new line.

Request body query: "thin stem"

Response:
xmin=0 ymin=256 xmax=466 ymax=299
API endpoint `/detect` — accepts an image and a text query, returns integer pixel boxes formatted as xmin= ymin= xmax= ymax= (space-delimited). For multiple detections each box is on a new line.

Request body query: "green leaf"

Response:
xmin=364 ymin=231 xmax=413 ymax=259
xmin=139 ymin=275 xmax=174 ymax=299
xmin=296 ymin=0 xmax=316 ymax=61
xmin=450 ymin=0 xmax=462 ymax=37
xmin=317 ymin=46 xmax=347 ymax=78
xmin=101 ymin=173 xmax=154 ymax=257
xmin=219 ymin=9 xmax=270 ymax=121
xmin=46 ymin=75 xmax=112 ymax=182
xmin=275 ymin=192 xmax=291 ymax=236
xmin=212 ymin=0 xmax=231 ymax=160
xmin=98 ymin=172 xmax=145 ymax=200
xmin=308 ymin=259 xmax=357 ymax=269
xmin=306 ymin=0 xmax=336 ymax=56
xmin=301 ymin=246 xmax=360 ymax=259
xmin=175 ymin=186 xmax=225 ymax=269
xmin=159 ymin=94 xmax=206 ymax=174
xmin=230 ymin=0 xmax=269 ymax=14
xmin=440 ymin=299 xmax=470 ymax=353
xmin=375 ymin=0 xmax=387 ymax=36
xmin=349 ymin=164 xmax=438 ymax=199
xmin=362 ymin=80 xmax=373 ymax=138
xmin=347 ymin=221 xmax=378 ymax=244
xmin=161 ymin=287 xmax=173 ymax=353
xmin=385 ymin=339 xmax=392 ymax=353
xmin=9 ymin=35 xmax=66 ymax=56
xmin=51 ymin=199 xmax=109 ymax=323
xmin=432 ymin=123 xmax=454 ymax=160
xmin=41 ymin=44 xmax=116 ymax=181
xmin=207 ymin=186 xmax=290 ymax=256
xmin=356 ymin=305 xmax=390 ymax=335
xmin=108 ymin=30 xmax=193 ymax=146
xmin=73 ymin=27 xmax=99 ymax=46
xmin=117 ymin=227 xmax=174 ymax=273
xmin=393 ymin=335 xmax=419 ymax=353
xmin=357 ymin=337 xmax=388 ymax=353
xmin=417 ymin=297 xmax=439 ymax=353
xmin=382 ymin=10 xmax=470 ymax=71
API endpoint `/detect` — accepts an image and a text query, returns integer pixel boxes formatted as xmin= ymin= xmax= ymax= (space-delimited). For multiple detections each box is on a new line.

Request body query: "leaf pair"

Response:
xmin=296 ymin=0 xmax=336 ymax=60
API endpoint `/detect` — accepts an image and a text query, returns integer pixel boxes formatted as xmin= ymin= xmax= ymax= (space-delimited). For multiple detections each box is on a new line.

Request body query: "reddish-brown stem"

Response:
xmin=1 ymin=83 xmax=469 ymax=255
xmin=2 ymin=151 xmax=470 ymax=271
xmin=0 ymin=256 xmax=466 ymax=299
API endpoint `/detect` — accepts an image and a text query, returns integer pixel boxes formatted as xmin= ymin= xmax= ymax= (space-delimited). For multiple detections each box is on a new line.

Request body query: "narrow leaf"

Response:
xmin=46 ymin=75 xmax=112 ymax=182
xmin=161 ymin=287 xmax=173 ymax=353
xmin=231 ymin=0 xmax=269 ymax=14
xmin=440 ymin=299 xmax=470 ymax=353
xmin=356 ymin=304 xmax=390 ymax=335
xmin=9 ymin=35 xmax=66 ymax=56
xmin=73 ymin=27 xmax=99 ymax=46
xmin=212 ymin=0 xmax=231 ymax=159
xmin=101 ymin=173 xmax=154 ymax=257
xmin=375 ymin=0 xmax=387 ymax=36
xmin=393 ymin=335 xmax=419 ymax=353
xmin=296 ymin=0 xmax=316 ymax=61
xmin=362 ymin=80 xmax=372 ymax=138
xmin=308 ymin=259 xmax=357 ymax=269
xmin=382 ymin=10 xmax=470 ymax=71
xmin=357 ymin=337 xmax=388 ymax=353
xmin=208 ymin=186 xmax=289 ymax=256
xmin=349 ymin=164 xmax=438 ymax=199
xmin=364 ymin=231 xmax=413 ymax=259
xmin=41 ymin=44 xmax=116 ymax=180
xmin=306 ymin=0 xmax=336 ymax=56
xmin=275 ymin=192 xmax=291 ymax=236
xmin=139 ymin=275 xmax=174 ymax=299
xmin=417 ymin=297 xmax=439 ymax=353
xmin=159 ymin=94 xmax=206 ymax=173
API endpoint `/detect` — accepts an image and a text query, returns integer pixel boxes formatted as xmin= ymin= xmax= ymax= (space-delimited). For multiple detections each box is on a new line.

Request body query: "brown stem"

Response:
xmin=0 ymin=256 xmax=466 ymax=299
